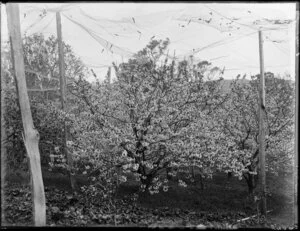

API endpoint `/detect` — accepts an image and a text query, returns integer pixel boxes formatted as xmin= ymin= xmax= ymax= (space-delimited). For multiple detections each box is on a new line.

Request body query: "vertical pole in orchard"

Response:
xmin=258 ymin=30 xmax=267 ymax=219
xmin=294 ymin=2 xmax=299 ymax=226
xmin=56 ymin=11 xmax=77 ymax=191
xmin=107 ymin=66 xmax=111 ymax=84
xmin=6 ymin=3 xmax=46 ymax=226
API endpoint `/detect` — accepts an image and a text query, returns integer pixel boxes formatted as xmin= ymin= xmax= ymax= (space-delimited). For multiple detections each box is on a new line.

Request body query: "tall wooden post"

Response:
xmin=56 ymin=12 xmax=77 ymax=190
xmin=294 ymin=3 xmax=299 ymax=226
xmin=1 ymin=3 xmax=7 ymax=224
xmin=6 ymin=3 xmax=46 ymax=226
xmin=1 ymin=66 xmax=6 ymax=225
xmin=107 ymin=66 xmax=111 ymax=84
xmin=258 ymin=30 xmax=267 ymax=218
xmin=1 ymin=4 xmax=7 ymax=223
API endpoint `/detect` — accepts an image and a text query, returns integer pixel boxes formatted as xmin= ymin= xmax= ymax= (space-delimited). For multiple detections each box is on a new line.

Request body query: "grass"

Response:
xmin=4 ymin=168 xmax=295 ymax=226
xmin=115 ymin=171 xmax=293 ymax=215
xmin=136 ymin=185 xmax=245 ymax=212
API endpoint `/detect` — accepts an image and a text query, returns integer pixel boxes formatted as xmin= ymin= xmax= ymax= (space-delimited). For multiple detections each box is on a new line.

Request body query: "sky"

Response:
xmin=1 ymin=2 xmax=297 ymax=82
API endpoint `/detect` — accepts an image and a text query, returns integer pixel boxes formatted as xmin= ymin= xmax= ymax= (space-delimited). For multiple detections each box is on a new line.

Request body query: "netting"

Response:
xmin=1 ymin=3 xmax=296 ymax=81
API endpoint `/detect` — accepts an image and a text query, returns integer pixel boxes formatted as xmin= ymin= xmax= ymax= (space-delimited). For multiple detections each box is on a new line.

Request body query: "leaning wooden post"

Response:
xmin=56 ymin=11 xmax=77 ymax=191
xmin=1 ymin=21 xmax=8 ymax=226
xmin=294 ymin=4 xmax=299 ymax=226
xmin=6 ymin=3 xmax=46 ymax=226
xmin=258 ymin=30 xmax=267 ymax=219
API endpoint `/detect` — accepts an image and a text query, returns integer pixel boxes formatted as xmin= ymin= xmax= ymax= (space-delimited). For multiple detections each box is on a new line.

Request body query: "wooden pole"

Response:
xmin=1 ymin=3 xmax=7 ymax=223
xmin=0 ymin=86 xmax=7 ymax=224
xmin=258 ymin=30 xmax=267 ymax=219
xmin=294 ymin=3 xmax=299 ymax=226
xmin=6 ymin=3 xmax=46 ymax=226
xmin=107 ymin=66 xmax=111 ymax=84
xmin=56 ymin=12 xmax=77 ymax=191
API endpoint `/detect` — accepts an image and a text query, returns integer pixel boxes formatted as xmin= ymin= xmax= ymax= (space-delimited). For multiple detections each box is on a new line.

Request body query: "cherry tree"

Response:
xmin=215 ymin=73 xmax=294 ymax=194
xmin=68 ymin=39 xmax=226 ymax=193
xmin=2 ymin=34 xmax=88 ymax=173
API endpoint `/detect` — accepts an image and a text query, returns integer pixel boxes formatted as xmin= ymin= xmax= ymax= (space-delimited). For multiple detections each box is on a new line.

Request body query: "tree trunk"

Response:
xmin=141 ymin=176 xmax=153 ymax=189
xmin=166 ymin=166 xmax=172 ymax=180
xmin=191 ymin=165 xmax=196 ymax=185
xmin=140 ymin=171 xmax=154 ymax=190
xmin=6 ymin=4 xmax=46 ymax=226
xmin=227 ymin=171 xmax=232 ymax=180
xmin=247 ymin=180 xmax=254 ymax=195
xmin=244 ymin=173 xmax=256 ymax=195
xmin=199 ymin=173 xmax=204 ymax=190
